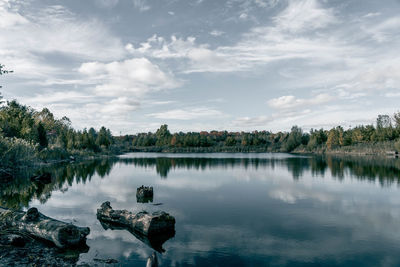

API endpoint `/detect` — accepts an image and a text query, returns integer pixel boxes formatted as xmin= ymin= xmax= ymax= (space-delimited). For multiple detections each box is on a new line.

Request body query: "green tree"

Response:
xmin=96 ymin=126 xmax=112 ymax=148
xmin=284 ymin=126 xmax=303 ymax=152
xmin=37 ymin=122 xmax=48 ymax=150
xmin=156 ymin=124 xmax=171 ymax=146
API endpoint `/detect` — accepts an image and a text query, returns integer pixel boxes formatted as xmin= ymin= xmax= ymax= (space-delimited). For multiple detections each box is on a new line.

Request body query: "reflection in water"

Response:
xmin=2 ymin=153 xmax=400 ymax=266
xmin=1 ymin=155 xmax=400 ymax=209
xmin=98 ymin=220 xmax=175 ymax=253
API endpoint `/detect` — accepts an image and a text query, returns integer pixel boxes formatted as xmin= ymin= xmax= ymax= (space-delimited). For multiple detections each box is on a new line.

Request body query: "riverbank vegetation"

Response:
xmin=0 ymin=96 xmax=116 ymax=173
xmin=130 ymin=115 xmax=400 ymax=155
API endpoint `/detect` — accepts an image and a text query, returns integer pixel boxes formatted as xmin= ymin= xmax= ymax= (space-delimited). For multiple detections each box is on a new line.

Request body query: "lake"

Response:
xmin=2 ymin=153 xmax=400 ymax=266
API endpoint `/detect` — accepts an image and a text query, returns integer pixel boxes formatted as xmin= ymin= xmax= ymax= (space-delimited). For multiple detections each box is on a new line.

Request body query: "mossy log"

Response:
xmin=96 ymin=202 xmax=175 ymax=236
xmin=0 ymin=207 xmax=90 ymax=248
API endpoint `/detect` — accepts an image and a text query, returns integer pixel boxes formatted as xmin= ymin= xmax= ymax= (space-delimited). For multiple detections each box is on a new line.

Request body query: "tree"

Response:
xmin=155 ymin=124 xmax=171 ymax=146
xmin=37 ymin=122 xmax=48 ymax=150
xmin=284 ymin=126 xmax=303 ymax=152
xmin=96 ymin=126 xmax=112 ymax=148
xmin=394 ymin=112 xmax=400 ymax=129
xmin=376 ymin=114 xmax=391 ymax=129
xmin=326 ymin=128 xmax=340 ymax=150
xmin=0 ymin=64 xmax=13 ymax=89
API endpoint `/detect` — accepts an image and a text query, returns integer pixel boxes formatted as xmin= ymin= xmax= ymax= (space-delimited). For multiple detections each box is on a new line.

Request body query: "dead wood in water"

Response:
xmin=0 ymin=207 xmax=90 ymax=248
xmin=97 ymin=201 xmax=175 ymax=236
xmin=137 ymin=185 xmax=154 ymax=203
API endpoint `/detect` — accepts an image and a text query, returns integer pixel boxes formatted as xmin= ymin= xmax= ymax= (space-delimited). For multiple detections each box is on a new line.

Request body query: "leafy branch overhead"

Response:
xmin=0 ymin=64 xmax=13 ymax=89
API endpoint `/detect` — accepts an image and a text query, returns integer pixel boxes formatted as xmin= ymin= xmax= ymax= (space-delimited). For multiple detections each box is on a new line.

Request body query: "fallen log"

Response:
xmin=97 ymin=201 xmax=175 ymax=236
xmin=0 ymin=207 xmax=90 ymax=248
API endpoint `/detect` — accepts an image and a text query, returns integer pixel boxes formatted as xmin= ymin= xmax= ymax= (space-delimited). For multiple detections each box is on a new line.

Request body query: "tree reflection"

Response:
xmin=1 ymin=155 xmax=400 ymax=209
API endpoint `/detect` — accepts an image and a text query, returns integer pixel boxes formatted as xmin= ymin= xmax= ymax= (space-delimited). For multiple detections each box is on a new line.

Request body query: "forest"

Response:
xmin=1 ymin=64 xmax=400 ymax=174
xmin=130 ymin=116 xmax=400 ymax=154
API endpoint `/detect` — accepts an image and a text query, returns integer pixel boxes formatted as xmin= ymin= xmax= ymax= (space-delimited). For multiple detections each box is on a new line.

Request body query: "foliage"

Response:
xmin=0 ymin=99 xmax=115 ymax=169
xmin=0 ymin=64 xmax=13 ymax=89
xmin=132 ymin=113 xmax=400 ymax=154
xmin=0 ymin=136 xmax=36 ymax=168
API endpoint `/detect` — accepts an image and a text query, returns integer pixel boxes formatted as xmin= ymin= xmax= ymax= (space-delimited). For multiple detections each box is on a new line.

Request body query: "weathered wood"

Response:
xmin=96 ymin=201 xmax=175 ymax=236
xmin=0 ymin=207 xmax=90 ymax=248
xmin=137 ymin=185 xmax=154 ymax=203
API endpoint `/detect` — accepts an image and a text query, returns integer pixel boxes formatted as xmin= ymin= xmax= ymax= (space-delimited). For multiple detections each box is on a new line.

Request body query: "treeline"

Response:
xmin=131 ymin=114 xmax=400 ymax=153
xmin=0 ymin=96 xmax=116 ymax=171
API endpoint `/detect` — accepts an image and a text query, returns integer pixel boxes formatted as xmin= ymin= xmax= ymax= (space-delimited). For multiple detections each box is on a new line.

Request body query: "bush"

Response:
xmin=0 ymin=136 xmax=36 ymax=168
xmin=395 ymin=139 xmax=400 ymax=152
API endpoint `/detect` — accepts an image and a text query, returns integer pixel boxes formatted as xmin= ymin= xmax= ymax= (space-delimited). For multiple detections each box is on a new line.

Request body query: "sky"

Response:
xmin=0 ymin=0 xmax=400 ymax=134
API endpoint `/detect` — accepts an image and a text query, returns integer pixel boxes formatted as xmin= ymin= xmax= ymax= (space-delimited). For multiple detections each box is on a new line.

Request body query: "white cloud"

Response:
xmin=0 ymin=2 xmax=125 ymax=81
xmin=147 ymin=107 xmax=224 ymax=120
xmin=0 ymin=1 xmax=28 ymax=28
xmin=79 ymin=57 xmax=181 ymax=97
xmin=363 ymin=12 xmax=381 ymax=18
xmin=268 ymin=93 xmax=333 ymax=110
xmin=273 ymin=0 xmax=337 ymax=33
xmin=209 ymin=30 xmax=224 ymax=36
xmin=233 ymin=116 xmax=272 ymax=127
xmin=239 ymin=13 xmax=248 ymax=20
xmin=362 ymin=17 xmax=400 ymax=43
xmin=133 ymin=0 xmax=150 ymax=12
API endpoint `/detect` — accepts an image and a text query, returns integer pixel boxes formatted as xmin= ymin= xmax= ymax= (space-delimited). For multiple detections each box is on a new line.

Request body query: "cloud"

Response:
xmin=268 ymin=93 xmax=333 ymax=110
xmin=209 ymin=30 xmax=224 ymax=36
xmin=147 ymin=107 xmax=224 ymax=120
xmin=273 ymin=0 xmax=337 ymax=33
xmin=132 ymin=0 xmax=150 ymax=12
xmin=0 ymin=1 xmax=28 ymax=28
xmin=79 ymin=57 xmax=181 ymax=97
xmin=233 ymin=116 xmax=273 ymax=127
xmin=94 ymin=0 xmax=119 ymax=8
xmin=0 ymin=2 xmax=125 ymax=82
xmin=239 ymin=13 xmax=248 ymax=20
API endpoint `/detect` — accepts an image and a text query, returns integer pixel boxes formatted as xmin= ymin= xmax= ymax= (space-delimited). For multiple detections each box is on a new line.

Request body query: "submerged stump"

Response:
xmin=0 ymin=207 xmax=90 ymax=248
xmin=136 ymin=186 xmax=154 ymax=203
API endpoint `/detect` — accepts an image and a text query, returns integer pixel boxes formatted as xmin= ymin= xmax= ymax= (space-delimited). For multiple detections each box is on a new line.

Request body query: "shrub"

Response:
xmin=0 ymin=136 xmax=36 ymax=168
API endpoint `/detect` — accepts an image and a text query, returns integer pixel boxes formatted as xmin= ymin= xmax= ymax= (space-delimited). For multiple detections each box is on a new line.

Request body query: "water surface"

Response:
xmin=2 ymin=153 xmax=400 ymax=266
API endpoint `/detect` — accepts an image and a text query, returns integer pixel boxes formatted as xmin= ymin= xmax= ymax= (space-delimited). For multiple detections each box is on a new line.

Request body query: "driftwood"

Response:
xmin=97 ymin=201 xmax=175 ymax=237
xmin=137 ymin=185 xmax=154 ymax=203
xmin=0 ymin=207 xmax=90 ymax=248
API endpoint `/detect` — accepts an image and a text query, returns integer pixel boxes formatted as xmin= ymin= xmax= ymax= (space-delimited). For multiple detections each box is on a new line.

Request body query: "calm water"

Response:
xmin=2 ymin=153 xmax=400 ymax=266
